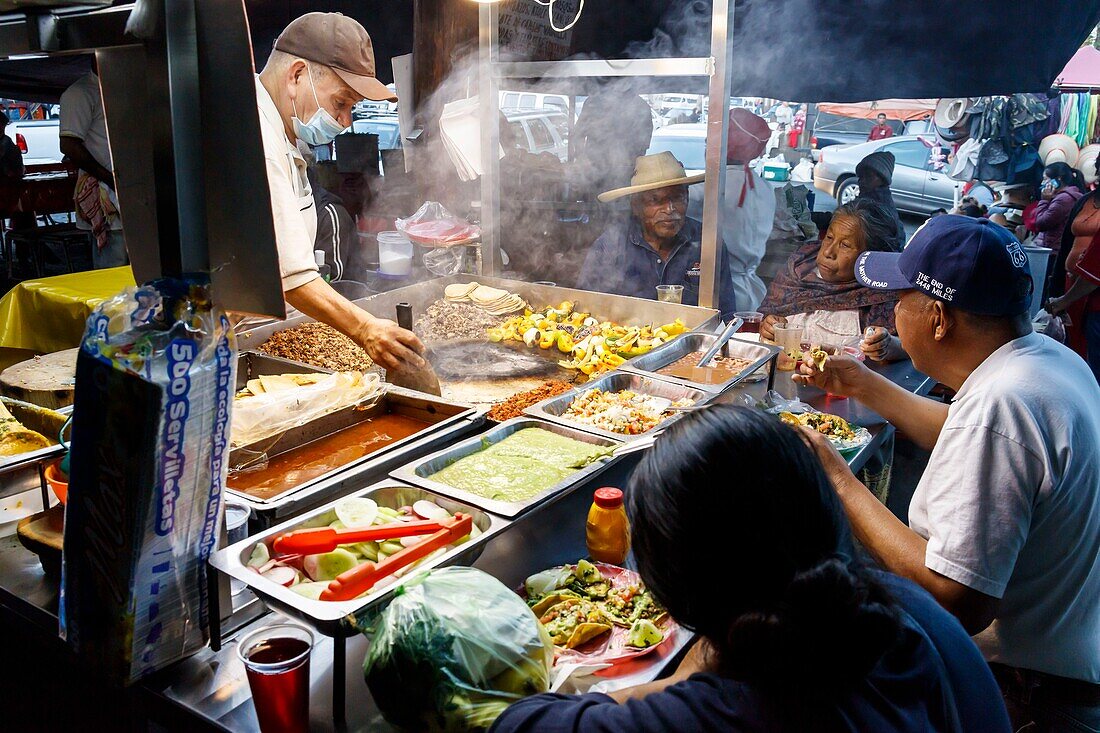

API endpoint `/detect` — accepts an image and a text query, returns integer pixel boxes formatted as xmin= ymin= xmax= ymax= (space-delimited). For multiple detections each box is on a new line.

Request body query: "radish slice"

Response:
xmin=399 ymin=536 xmax=422 ymax=548
xmin=257 ymin=559 xmax=279 ymax=575
xmin=262 ymin=565 xmax=297 ymax=587
xmin=412 ymin=500 xmax=450 ymax=521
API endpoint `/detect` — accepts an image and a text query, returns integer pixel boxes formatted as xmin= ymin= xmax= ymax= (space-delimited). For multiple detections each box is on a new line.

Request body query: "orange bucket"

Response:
xmin=44 ymin=461 xmax=68 ymax=505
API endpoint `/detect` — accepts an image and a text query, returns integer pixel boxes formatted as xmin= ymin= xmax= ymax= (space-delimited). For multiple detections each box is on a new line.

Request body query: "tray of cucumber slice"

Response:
xmin=209 ymin=479 xmax=509 ymax=637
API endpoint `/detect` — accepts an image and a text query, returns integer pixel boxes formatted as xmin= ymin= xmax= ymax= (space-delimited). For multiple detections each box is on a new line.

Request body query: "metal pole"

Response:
xmin=478 ymin=2 xmax=500 ymax=276
xmin=698 ymin=0 xmax=734 ymax=310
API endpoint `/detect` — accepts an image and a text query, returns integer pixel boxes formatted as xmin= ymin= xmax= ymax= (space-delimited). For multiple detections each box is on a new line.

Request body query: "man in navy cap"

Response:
xmin=796 ymin=215 xmax=1100 ymax=730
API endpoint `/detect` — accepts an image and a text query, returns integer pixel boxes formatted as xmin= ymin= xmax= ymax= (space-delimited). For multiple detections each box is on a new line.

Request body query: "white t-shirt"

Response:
xmin=60 ymin=72 xmax=122 ymax=232
xmin=255 ymin=76 xmax=319 ymax=292
xmin=909 ymin=332 xmax=1100 ymax=682
xmin=688 ymin=164 xmax=774 ymax=311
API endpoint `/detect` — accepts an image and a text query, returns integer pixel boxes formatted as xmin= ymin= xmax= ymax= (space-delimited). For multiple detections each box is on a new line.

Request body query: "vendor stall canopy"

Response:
xmin=0 ymin=0 xmax=1095 ymax=102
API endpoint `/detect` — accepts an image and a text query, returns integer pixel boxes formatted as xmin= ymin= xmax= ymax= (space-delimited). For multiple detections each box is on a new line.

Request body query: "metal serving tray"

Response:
xmin=235 ymin=275 xmax=723 ymax=348
xmin=226 ymin=385 xmax=482 ymax=521
xmin=209 ymin=480 xmax=508 ymax=637
xmin=523 ymin=371 xmax=711 ymax=441
xmin=391 ymin=417 xmax=621 ymax=518
xmin=621 ymin=333 xmax=781 ymax=394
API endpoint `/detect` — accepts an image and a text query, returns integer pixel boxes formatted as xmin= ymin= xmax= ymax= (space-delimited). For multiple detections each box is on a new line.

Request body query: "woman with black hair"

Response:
xmin=491 ymin=406 xmax=1010 ymax=733
xmin=1030 ymin=162 xmax=1084 ymax=255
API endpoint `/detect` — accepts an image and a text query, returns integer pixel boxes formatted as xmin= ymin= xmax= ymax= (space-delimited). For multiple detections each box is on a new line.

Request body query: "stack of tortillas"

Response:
xmin=444 ymin=282 xmax=526 ymax=316
xmin=237 ymin=373 xmax=325 ymax=399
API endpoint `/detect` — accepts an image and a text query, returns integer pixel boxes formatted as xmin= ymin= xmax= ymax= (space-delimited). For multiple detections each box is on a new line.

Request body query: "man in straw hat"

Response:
xmin=255 ymin=13 xmax=438 ymax=392
xmin=578 ymin=152 xmax=738 ymax=317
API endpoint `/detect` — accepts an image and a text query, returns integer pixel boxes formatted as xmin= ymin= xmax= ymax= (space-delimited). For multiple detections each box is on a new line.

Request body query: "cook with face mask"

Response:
xmin=255 ymin=13 xmax=439 ymax=392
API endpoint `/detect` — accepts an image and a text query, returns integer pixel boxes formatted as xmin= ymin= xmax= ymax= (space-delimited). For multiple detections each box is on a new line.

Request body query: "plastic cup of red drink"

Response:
xmin=734 ymin=311 xmax=763 ymax=334
xmin=238 ymin=624 xmax=314 ymax=733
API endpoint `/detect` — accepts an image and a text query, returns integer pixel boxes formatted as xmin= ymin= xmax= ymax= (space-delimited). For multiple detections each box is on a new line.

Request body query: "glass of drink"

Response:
xmin=238 ymin=624 xmax=314 ymax=733
xmin=773 ymin=323 xmax=804 ymax=372
xmin=734 ymin=311 xmax=763 ymax=334
xmin=656 ymin=285 xmax=684 ymax=303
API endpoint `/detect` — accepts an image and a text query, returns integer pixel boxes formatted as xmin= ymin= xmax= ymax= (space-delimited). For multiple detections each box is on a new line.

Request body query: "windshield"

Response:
xmin=647 ymin=136 xmax=705 ymax=170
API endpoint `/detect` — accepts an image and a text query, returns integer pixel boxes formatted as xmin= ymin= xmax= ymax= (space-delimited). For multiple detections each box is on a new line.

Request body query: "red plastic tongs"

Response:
xmin=273 ymin=515 xmax=467 ymax=555
xmin=272 ymin=513 xmax=473 ymax=602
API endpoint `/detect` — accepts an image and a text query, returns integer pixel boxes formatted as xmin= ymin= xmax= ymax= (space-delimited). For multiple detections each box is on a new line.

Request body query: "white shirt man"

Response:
xmin=60 ymin=71 xmax=126 ymax=268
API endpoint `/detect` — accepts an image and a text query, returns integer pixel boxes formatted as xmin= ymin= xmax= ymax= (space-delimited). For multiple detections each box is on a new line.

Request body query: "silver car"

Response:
xmin=813 ymin=135 xmax=955 ymax=215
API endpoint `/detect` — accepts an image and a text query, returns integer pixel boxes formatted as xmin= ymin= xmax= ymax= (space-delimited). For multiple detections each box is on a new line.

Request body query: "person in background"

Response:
xmin=797 ymin=215 xmax=1100 ymax=732
xmin=1049 ymin=153 xmax=1100 ymax=361
xmin=1048 ymin=235 xmax=1100 ymax=381
xmin=60 ymin=68 xmax=127 ymax=268
xmin=688 ymin=108 xmax=775 ymax=311
xmin=0 ymin=110 xmax=24 ymax=214
xmin=579 ymin=152 xmax=738 ymax=319
xmin=306 ymin=168 xmax=360 ymax=283
xmin=788 ymin=103 xmax=806 ymax=148
xmin=868 ymin=112 xmax=894 ymax=141
xmin=255 ymin=13 xmax=433 ymax=387
xmin=952 ymin=197 xmax=987 ymax=218
xmin=1030 ymin=162 xmax=1084 ymax=256
xmin=855 ymin=150 xmax=905 ymax=250
xmin=760 ymin=198 xmax=905 ymax=358
xmin=492 ymin=406 xmax=1011 ymax=733
xmin=774 ymin=101 xmax=793 ymax=131
xmin=929 ymin=207 xmax=949 ymax=217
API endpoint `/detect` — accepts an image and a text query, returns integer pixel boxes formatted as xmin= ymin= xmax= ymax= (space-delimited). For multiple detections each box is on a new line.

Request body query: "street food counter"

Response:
xmin=0 ymin=277 xmax=930 ymax=731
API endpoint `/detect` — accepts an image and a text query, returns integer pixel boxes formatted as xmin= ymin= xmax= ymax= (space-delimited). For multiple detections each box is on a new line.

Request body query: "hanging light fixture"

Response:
xmin=468 ymin=0 xmax=586 ymax=33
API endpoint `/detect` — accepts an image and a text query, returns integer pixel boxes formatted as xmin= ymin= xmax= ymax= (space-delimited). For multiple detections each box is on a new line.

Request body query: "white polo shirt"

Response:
xmin=909 ymin=332 xmax=1100 ymax=683
xmin=255 ymin=76 xmax=319 ymax=292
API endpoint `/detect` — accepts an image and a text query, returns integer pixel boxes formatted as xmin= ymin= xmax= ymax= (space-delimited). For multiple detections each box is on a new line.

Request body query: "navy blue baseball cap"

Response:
xmin=855 ymin=215 xmax=1033 ymax=316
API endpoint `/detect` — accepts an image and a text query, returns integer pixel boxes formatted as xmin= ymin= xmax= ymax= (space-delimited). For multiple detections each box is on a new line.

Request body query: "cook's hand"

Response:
xmin=358 ymin=318 xmax=427 ymax=372
xmin=760 ymin=314 xmax=785 ymax=342
xmin=792 ymin=353 xmax=870 ymax=398
xmin=798 ymin=425 xmax=855 ymax=488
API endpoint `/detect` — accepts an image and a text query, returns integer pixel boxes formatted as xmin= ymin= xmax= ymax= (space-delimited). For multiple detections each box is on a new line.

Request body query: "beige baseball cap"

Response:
xmin=275 ymin=12 xmax=397 ymax=102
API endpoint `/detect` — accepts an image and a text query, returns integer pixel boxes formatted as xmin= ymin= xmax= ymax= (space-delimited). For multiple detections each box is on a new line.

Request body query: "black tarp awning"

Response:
xmin=0 ymin=1 xmax=1097 ymax=103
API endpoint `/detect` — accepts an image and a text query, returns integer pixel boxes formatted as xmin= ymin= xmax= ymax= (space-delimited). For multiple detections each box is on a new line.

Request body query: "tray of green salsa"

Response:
xmin=390 ymin=418 xmax=622 ymax=517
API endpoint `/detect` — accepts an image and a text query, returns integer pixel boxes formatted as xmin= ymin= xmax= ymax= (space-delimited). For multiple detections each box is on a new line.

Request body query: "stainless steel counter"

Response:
xmin=0 ymin=357 xmax=932 ymax=732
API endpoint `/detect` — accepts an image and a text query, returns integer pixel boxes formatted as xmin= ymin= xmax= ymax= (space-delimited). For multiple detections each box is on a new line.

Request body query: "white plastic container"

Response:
xmin=377 ymin=231 xmax=413 ymax=277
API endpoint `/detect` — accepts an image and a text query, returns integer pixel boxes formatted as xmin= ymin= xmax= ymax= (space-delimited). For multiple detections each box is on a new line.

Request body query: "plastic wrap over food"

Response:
xmin=396 ymin=201 xmax=481 ymax=246
xmin=230 ymin=370 xmax=383 ymax=448
xmin=362 ymin=566 xmax=554 ymax=731
xmin=60 ymin=276 xmax=236 ymax=685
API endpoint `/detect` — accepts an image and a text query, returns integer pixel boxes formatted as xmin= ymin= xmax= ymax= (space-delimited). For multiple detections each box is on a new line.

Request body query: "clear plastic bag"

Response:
xmin=396 ymin=201 xmax=480 ymax=246
xmin=229 ymin=371 xmax=383 ymax=448
xmin=759 ymin=389 xmax=815 ymax=415
xmin=362 ymin=566 xmax=554 ymax=732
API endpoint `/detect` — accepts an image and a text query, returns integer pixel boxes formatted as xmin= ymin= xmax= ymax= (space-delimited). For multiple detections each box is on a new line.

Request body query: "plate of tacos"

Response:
xmin=778 ymin=410 xmax=872 ymax=452
xmin=523 ymin=560 xmax=676 ymax=667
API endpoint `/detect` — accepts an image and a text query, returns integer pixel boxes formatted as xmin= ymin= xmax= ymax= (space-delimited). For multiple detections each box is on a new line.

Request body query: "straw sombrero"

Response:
xmin=598 ymin=151 xmax=705 ymax=203
xmin=1038 ymin=134 xmax=1079 ymax=165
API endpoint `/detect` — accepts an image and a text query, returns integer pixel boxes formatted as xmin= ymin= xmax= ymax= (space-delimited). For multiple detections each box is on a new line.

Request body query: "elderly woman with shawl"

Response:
xmin=759 ymin=198 xmax=906 ymax=362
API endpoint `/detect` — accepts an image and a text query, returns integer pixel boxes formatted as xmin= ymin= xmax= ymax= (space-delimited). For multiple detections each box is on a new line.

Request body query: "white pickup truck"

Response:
xmin=9 ymin=118 xmax=62 ymax=166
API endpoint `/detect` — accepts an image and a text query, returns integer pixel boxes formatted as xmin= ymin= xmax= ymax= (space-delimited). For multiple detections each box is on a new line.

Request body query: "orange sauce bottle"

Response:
xmin=586 ymin=487 xmax=630 ymax=565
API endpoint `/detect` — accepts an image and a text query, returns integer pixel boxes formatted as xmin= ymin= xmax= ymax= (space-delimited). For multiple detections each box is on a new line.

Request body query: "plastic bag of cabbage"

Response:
xmin=363 ymin=566 xmax=554 ymax=731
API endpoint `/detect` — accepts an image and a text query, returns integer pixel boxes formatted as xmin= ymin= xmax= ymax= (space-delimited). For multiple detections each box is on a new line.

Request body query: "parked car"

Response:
xmin=809 ymin=112 xmax=902 ymax=160
xmin=351 ymin=113 xmax=401 ymax=149
xmin=502 ymin=107 xmax=569 ymax=161
xmin=354 ymin=85 xmax=398 ymax=116
xmin=813 ymin=135 xmax=954 ymax=215
xmin=9 ymin=118 xmax=61 ymax=165
xmin=499 ymin=91 xmax=569 ymax=114
xmin=647 ymin=122 xmax=782 ymax=176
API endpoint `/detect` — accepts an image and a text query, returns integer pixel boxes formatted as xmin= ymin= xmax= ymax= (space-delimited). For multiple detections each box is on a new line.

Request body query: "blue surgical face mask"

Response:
xmin=291 ymin=64 xmax=345 ymax=146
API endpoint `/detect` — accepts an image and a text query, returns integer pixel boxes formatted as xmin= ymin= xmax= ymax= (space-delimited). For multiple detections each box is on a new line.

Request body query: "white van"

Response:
xmin=9 ymin=118 xmax=62 ymax=165
xmin=499 ymin=91 xmax=570 ymax=114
